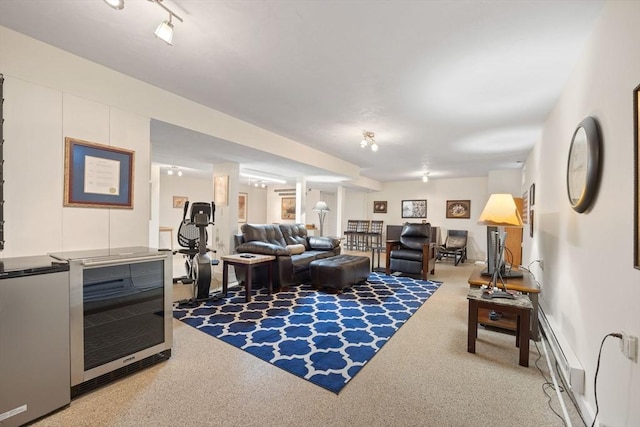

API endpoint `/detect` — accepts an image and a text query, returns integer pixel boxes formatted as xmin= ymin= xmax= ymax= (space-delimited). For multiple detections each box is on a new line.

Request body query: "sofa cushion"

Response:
xmin=286 ymin=244 xmax=306 ymax=255
xmin=241 ymin=223 xmax=287 ymax=247
xmin=308 ymin=236 xmax=339 ymax=250
xmin=279 ymin=224 xmax=310 ymax=249
xmin=290 ymin=251 xmax=324 ymax=273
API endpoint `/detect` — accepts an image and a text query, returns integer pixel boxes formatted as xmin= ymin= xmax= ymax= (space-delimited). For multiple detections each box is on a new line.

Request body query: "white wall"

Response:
xmin=238 ymin=183 xmax=268 ymax=226
xmin=341 ymin=177 xmax=491 ymax=260
xmin=3 ymin=77 xmax=150 ymax=257
xmin=522 ymin=1 xmax=640 ymax=425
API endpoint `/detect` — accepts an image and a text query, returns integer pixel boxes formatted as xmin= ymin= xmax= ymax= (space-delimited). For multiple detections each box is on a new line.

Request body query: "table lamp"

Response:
xmin=312 ymin=201 xmax=330 ymax=237
xmin=477 ymin=194 xmax=524 ymax=298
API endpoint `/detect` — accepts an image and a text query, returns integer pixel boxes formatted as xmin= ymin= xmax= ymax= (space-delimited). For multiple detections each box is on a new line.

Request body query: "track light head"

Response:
xmin=154 ymin=18 xmax=174 ymax=45
xmin=103 ymin=0 xmax=124 ymax=10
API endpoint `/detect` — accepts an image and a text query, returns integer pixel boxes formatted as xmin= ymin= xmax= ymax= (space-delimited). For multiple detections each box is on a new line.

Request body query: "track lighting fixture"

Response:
xmin=167 ymin=166 xmax=182 ymax=176
xmin=360 ymin=131 xmax=378 ymax=152
xmin=103 ymin=0 xmax=184 ymax=44
xmin=103 ymin=0 xmax=124 ymax=10
xmin=150 ymin=0 xmax=184 ymax=45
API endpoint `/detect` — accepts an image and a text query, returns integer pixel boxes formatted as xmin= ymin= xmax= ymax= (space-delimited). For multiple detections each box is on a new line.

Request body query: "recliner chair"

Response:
xmin=385 ymin=222 xmax=436 ymax=280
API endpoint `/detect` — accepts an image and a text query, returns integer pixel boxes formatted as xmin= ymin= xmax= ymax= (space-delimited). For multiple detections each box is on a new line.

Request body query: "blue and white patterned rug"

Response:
xmin=173 ymin=272 xmax=442 ymax=393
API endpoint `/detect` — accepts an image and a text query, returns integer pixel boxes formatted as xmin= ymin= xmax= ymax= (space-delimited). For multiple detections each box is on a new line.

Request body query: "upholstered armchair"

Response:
xmin=385 ymin=223 xmax=436 ymax=280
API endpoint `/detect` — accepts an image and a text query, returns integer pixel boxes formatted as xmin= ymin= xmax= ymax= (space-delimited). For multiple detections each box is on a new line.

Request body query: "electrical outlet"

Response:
xmin=621 ymin=331 xmax=638 ymax=363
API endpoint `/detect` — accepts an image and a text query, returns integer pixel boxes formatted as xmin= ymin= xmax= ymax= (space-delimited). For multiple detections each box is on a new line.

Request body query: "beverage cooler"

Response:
xmin=0 ymin=256 xmax=70 ymax=427
xmin=49 ymin=247 xmax=173 ymax=397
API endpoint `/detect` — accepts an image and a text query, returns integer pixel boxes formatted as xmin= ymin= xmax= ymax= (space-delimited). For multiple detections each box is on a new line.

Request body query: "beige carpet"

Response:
xmin=34 ymin=255 xmax=584 ymax=427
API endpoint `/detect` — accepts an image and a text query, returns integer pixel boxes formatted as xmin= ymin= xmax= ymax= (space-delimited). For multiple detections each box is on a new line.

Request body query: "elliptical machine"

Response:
xmin=175 ymin=201 xmax=220 ymax=306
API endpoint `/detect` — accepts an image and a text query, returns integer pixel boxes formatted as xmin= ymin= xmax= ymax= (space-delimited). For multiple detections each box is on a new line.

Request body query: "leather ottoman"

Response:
xmin=309 ymin=255 xmax=371 ymax=292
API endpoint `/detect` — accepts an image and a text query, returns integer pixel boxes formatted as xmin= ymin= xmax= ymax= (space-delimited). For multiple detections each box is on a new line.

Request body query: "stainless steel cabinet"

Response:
xmin=0 ymin=257 xmax=70 ymax=427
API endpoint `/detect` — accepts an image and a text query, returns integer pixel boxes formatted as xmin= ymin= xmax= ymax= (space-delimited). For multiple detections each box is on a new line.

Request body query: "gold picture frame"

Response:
xmin=238 ymin=192 xmax=248 ymax=223
xmin=281 ymin=197 xmax=296 ymax=220
xmin=214 ymin=175 xmax=229 ymax=207
xmin=173 ymin=196 xmax=188 ymax=209
xmin=63 ymin=137 xmax=134 ymax=208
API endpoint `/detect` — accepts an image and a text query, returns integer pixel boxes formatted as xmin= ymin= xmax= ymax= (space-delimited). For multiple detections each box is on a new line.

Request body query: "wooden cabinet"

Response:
xmin=504 ymin=197 xmax=523 ymax=267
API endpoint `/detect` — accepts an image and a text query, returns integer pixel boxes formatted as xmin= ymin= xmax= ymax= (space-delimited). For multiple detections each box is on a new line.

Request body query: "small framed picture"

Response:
xmin=281 ymin=197 xmax=296 ymax=220
xmin=530 ymin=183 xmax=536 ymax=206
xmin=401 ymin=200 xmax=427 ymax=218
xmin=446 ymin=200 xmax=471 ymax=219
xmin=173 ymin=196 xmax=188 ymax=209
xmin=214 ymin=175 xmax=229 ymax=207
xmin=373 ymin=201 xmax=387 ymax=213
xmin=238 ymin=193 xmax=248 ymax=223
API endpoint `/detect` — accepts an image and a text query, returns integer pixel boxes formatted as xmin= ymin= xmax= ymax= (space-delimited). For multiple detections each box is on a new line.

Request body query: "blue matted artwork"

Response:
xmin=64 ymin=137 xmax=134 ymax=208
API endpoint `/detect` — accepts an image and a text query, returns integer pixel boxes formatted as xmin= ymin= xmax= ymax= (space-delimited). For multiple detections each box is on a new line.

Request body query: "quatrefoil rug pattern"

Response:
xmin=173 ymin=272 xmax=442 ymax=393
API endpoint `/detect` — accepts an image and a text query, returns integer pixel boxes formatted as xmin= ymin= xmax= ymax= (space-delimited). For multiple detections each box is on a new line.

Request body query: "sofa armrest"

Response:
xmin=236 ymin=241 xmax=289 ymax=256
xmin=308 ymin=236 xmax=340 ymax=251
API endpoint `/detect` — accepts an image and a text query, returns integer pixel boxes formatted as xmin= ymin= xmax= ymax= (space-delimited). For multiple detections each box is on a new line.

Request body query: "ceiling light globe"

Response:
xmin=371 ymin=143 xmax=379 ymax=152
xmin=422 ymin=175 xmax=429 ymax=183
xmin=177 ymin=170 xmax=183 ymax=176
xmin=167 ymin=169 xmax=173 ymax=175
xmin=360 ymin=139 xmax=368 ymax=148
xmin=103 ymin=0 xmax=124 ymax=10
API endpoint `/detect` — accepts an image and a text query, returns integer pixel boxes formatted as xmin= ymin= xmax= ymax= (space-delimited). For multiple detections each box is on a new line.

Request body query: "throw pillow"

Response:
xmin=286 ymin=244 xmax=306 ymax=255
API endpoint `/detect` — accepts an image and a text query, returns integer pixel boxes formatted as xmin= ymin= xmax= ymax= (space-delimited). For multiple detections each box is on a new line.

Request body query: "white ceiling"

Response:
xmin=0 ymin=0 xmax=605 ymax=185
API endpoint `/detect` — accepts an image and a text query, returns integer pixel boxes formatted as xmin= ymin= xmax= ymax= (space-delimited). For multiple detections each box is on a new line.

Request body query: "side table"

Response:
xmin=467 ymin=266 xmax=540 ymax=341
xmin=221 ymin=254 xmax=275 ymax=302
xmin=467 ymin=288 xmax=533 ymax=367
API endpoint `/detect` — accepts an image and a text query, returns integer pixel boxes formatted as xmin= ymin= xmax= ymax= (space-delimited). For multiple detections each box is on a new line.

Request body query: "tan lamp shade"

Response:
xmin=477 ymin=194 xmax=523 ymax=227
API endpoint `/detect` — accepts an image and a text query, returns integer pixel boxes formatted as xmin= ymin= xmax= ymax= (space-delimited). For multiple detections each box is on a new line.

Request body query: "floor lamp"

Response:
xmin=312 ymin=201 xmax=330 ymax=237
xmin=477 ymin=194 xmax=524 ymax=299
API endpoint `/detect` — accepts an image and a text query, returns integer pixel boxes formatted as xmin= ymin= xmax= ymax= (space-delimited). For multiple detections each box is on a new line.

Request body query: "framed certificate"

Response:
xmin=64 ymin=137 xmax=134 ymax=208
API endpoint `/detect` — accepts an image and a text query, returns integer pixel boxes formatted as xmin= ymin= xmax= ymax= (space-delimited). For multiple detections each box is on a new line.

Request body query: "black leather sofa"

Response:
xmin=233 ymin=223 xmax=342 ymax=289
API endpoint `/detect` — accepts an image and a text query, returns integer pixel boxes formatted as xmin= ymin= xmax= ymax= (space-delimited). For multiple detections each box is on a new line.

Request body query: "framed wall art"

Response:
xmin=281 ymin=197 xmax=296 ymax=220
xmin=634 ymin=83 xmax=639 ymax=269
xmin=401 ymin=199 xmax=427 ymax=219
xmin=173 ymin=196 xmax=188 ymax=209
xmin=214 ymin=175 xmax=229 ymax=207
xmin=373 ymin=201 xmax=387 ymax=213
xmin=238 ymin=192 xmax=247 ymax=223
xmin=64 ymin=137 xmax=134 ymax=208
xmin=530 ymin=183 xmax=536 ymax=206
xmin=446 ymin=200 xmax=470 ymax=219
xmin=521 ymin=190 xmax=529 ymax=224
